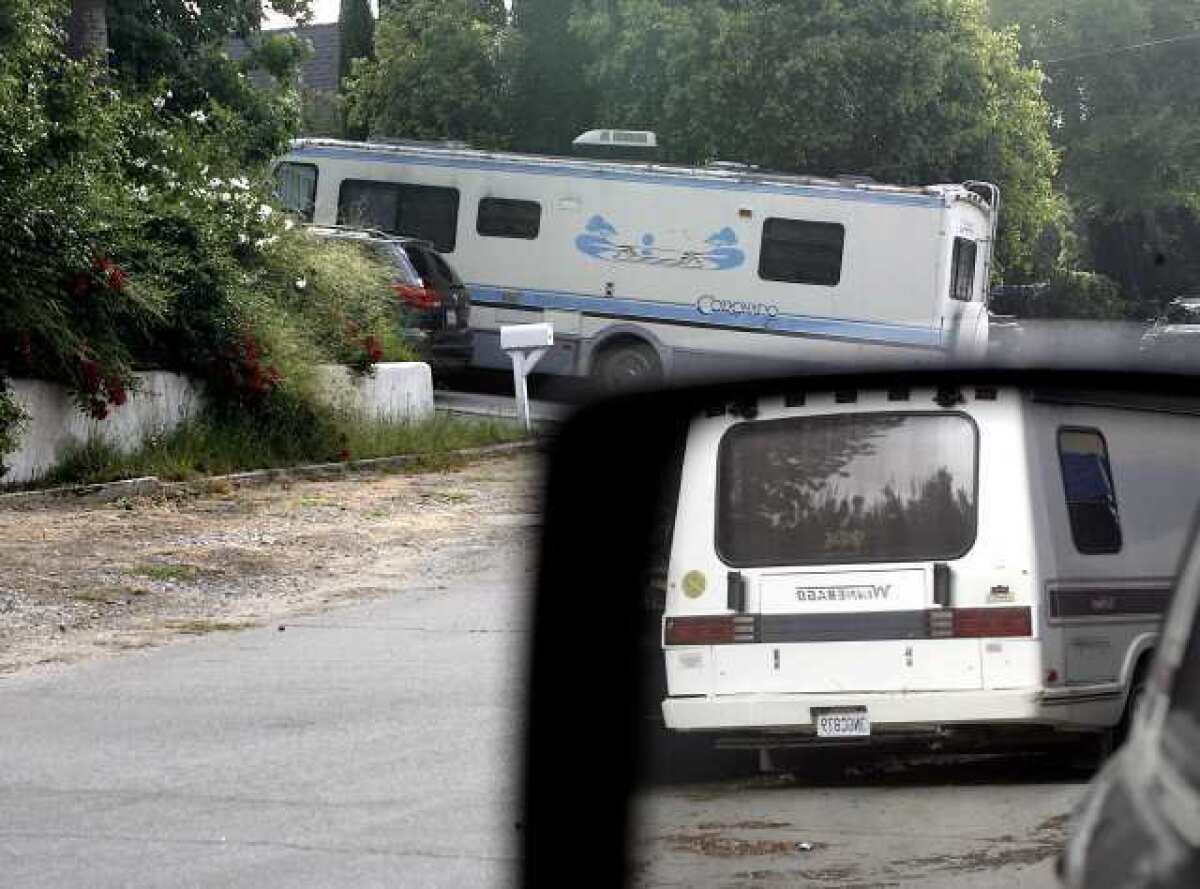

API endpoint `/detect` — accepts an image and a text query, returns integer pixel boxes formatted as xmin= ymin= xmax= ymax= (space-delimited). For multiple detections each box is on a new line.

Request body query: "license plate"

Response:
xmin=814 ymin=708 xmax=871 ymax=738
xmin=446 ymin=309 xmax=457 ymax=326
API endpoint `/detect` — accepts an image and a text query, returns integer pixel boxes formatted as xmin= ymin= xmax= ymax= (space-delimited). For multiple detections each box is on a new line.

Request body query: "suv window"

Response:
xmin=758 ymin=218 xmax=845 ymax=286
xmin=951 ymin=237 xmax=977 ymax=301
xmin=1058 ymin=428 xmax=1122 ymax=554
xmin=477 ymin=198 xmax=541 ymax=239
xmin=275 ymin=162 xmax=317 ymax=222
xmin=337 ymin=180 xmax=460 ymax=252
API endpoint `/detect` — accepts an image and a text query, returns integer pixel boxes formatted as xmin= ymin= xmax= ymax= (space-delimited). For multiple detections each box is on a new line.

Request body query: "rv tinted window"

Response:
xmin=477 ymin=198 xmax=541 ymax=239
xmin=1057 ymin=428 xmax=1122 ymax=554
xmin=274 ymin=162 xmax=317 ymax=222
xmin=337 ymin=180 xmax=460 ymax=252
xmin=758 ymin=219 xmax=845 ymax=286
xmin=717 ymin=413 xmax=977 ymax=566
xmin=951 ymin=237 xmax=977 ymax=301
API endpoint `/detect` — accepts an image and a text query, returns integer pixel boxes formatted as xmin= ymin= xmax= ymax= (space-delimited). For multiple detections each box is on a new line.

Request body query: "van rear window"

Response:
xmin=716 ymin=413 xmax=977 ymax=566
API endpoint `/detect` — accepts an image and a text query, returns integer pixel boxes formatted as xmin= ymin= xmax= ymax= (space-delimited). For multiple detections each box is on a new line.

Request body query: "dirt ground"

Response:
xmin=0 ymin=453 xmax=543 ymax=676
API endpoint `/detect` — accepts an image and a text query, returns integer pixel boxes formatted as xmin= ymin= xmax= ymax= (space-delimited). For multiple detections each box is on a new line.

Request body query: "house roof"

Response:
xmin=226 ymin=22 xmax=341 ymax=94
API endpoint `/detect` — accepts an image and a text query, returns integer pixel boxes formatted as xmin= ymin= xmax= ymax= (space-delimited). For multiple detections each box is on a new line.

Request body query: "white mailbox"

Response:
xmin=500 ymin=323 xmax=555 ymax=432
xmin=500 ymin=322 xmax=554 ymax=351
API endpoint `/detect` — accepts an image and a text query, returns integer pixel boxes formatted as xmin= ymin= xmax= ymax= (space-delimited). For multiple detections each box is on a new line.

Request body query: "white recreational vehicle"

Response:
xmin=273 ymin=137 xmax=998 ymax=386
xmin=660 ymin=383 xmax=1200 ymax=749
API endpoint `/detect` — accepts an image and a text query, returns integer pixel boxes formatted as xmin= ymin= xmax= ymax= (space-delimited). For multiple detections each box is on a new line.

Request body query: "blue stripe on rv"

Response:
xmin=467 ymin=285 xmax=944 ymax=349
xmin=288 ymin=145 xmax=945 ymax=209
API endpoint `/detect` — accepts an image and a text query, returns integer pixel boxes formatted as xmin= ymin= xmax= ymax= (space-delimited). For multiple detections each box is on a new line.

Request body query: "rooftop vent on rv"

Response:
xmin=572 ymin=129 xmax=659 ymax=161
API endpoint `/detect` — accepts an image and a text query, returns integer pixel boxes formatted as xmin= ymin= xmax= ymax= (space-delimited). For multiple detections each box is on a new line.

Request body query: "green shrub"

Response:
xmin=30 ymin=408 xmax=525 ymax=488
xmin=1019 ymin=271 xmax=1131 ymax=320
xmin=0 ymin=4 xmax=411 ymax=434
xmin=0 ymin=378 xmax=26 ymax=479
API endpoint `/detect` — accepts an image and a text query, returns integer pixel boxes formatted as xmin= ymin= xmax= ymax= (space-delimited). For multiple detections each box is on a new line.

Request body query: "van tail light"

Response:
xmin=664 ymin=615 xmax=757 ymax=645
xmin=934 ymin=606 xmax=1032 ymax=638
xmin=394 ymin=283 xmax=442 ymax=310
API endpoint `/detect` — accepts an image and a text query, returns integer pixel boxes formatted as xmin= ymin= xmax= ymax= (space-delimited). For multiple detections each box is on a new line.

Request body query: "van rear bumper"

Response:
xmin=663 ymin=689 xmax=1083 ymax=735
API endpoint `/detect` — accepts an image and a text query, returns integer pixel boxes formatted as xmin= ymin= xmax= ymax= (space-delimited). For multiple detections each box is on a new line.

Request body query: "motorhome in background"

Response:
xmin=274 ymin=134 xmax=998 ymax=388
xmin=660 ymin=383 xmax=1200 ymax=750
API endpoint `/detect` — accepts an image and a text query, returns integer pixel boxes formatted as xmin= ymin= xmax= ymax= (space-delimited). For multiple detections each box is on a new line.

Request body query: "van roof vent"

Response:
xmin=572 ymin=129 xmax=658 ymax=149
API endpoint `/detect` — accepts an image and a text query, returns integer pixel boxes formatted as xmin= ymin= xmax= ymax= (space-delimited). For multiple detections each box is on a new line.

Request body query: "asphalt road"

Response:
xmin=0 ymin=548 xmax=532 ymax=888
xmin=2 ymin=535 xmax=1091 ymax=889
xmin=631 ymin=750 xmax=1090 ymax=888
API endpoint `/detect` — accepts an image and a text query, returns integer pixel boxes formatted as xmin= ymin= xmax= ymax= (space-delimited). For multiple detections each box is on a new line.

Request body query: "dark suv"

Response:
xmin=306 ymin=225 xmax=473 ymax=372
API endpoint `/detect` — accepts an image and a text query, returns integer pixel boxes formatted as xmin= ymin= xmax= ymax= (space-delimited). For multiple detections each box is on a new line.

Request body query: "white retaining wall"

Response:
xmin=3 ymin=363 xmax=434 ymax=485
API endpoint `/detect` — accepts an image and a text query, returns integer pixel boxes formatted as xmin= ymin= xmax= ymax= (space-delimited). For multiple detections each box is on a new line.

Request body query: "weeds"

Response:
xmin=130 ymin=564 xmax=205 ymax=582
xmin=23 ymin=409 xmax=525 ymax=489
xmin=162 ymin=619 xmax=254 ymax=635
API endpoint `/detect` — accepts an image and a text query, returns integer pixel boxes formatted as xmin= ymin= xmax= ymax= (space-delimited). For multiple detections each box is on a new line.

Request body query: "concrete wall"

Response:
xmin=316 ymin=363 xmax=434 ymax=423
xmin=3 ymin=363 xmax=433 ymax=485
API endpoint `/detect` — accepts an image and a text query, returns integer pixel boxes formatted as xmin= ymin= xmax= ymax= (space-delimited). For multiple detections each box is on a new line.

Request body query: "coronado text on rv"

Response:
xmin=274 ymin=137 xmax=998 ymax=387
xmin=660 ymin=383 xmax=1200 ymax=750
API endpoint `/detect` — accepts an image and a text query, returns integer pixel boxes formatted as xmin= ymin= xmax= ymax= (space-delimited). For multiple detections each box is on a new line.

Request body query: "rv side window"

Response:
xmin=951 ymin=237 xmax=977 ymax=301
xmin=477 ymin=198 xmax=541 ymax=239
xmin=1057 ymin=428 xmax=1122 ymax=554
xmin=274 ymin=162 xmax=317 ymax=222
xmin=758 ymin=218 xmax=845 ymax=286
xmin=337 ymin=180 xmax=460 ymax=252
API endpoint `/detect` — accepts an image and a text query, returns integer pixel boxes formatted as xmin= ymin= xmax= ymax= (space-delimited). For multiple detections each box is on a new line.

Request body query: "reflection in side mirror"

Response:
xmin=522 ymin=369 xmax=1200 ymax=888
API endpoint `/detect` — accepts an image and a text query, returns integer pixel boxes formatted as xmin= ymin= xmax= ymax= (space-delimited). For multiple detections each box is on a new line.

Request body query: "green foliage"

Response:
xmin=344 ymin=0 xmax=519 ymax=146
xmin=997 ymin=271 xmax=1130 ymax=320
xmin=993 ymin=0 xmax=1200 ymax=303
xmin=0 ymin=378 xmax=26 ymax=479
xmin=993 ymin=0 xmax=1200 ymax=214
xmin=509 ymin=0 xmax=599 ymax=154
xmin=32 ymin=411 xmax=525 ymax=488
xmin=570 ymin=0 xmax=1059 ymax=277
xmin=339 ymin=0 xmax=375 ymax=86
xmin=0 ymin=0 xmax=408 ymax=472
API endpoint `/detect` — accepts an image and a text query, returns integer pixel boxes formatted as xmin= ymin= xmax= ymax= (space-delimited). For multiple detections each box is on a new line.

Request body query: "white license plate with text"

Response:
xmin=814 ymin=708 xmax=871 ymax=738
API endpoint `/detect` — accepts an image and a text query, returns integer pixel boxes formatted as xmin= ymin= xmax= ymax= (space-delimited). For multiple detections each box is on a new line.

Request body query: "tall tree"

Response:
xmin=67 ymin=0 xmax=108 ymax=59
xmin=339 ymin=0 xmax=375 ymax=86
xmin=572 ymin=0 xmax=1058 ymax=277
xmin=345 ymin=0 xmax=516 ymax=145
xmin=510 ymin=0 xmax=599 ymax=154
xmin=993 ymin=0 xmax=1200 ymax=306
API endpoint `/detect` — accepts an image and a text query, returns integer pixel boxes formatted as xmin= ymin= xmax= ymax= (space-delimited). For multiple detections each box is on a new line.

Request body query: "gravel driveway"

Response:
xmin=0 ymin=453 xmax=543 ymax=676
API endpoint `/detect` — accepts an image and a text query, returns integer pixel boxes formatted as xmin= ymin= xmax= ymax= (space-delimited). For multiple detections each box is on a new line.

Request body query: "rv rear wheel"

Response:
xmin=593 ymin=341 xmax=662 ymax=393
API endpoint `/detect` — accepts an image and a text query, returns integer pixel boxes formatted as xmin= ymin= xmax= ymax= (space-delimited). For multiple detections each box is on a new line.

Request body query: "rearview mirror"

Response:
xmin=519 ymin=367 xmax=1200 ymax=888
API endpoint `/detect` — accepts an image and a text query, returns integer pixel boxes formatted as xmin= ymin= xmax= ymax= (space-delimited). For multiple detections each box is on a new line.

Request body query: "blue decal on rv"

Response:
xmin=467 ymin=284 xmax=942 ymax=349
xmin=574 ymin=215 xmax=746 ymax=271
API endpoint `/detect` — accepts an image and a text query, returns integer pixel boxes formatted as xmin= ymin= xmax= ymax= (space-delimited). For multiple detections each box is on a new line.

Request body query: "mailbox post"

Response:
xmin=500 ymin=323 xmax=554 ymax=432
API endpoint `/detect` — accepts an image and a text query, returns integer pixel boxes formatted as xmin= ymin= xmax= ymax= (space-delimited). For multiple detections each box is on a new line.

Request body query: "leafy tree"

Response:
xmin=0 ymin=0 xmax=402 ymax=475
xmin=992 ymin=0 xmax=1200 ymax=310
xmin=345 ymin=0 xmax=518 ymax=146
xmin=510 ymin=0 xmax=599 ymax=154
xmin=339 ymin=0 xmax=375 ymax=86
xmin=571 ymin=0 xmax=1058 ymax=277
xmin=66 ymin=0 xmax=108 ymax=59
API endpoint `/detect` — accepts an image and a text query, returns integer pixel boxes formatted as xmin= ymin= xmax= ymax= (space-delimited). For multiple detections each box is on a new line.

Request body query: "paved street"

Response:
xmin=0 ymin=544 xmax=531 ymax=888
xmin=2 ymin=510 xmax=1091 ymax=889
xmin=632 ymin=751 xmax=1088 ymax=888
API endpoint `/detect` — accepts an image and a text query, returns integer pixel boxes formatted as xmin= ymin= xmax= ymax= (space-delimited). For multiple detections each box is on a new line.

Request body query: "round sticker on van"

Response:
xmin=682 ymin=571 xmax=707 ymax=598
